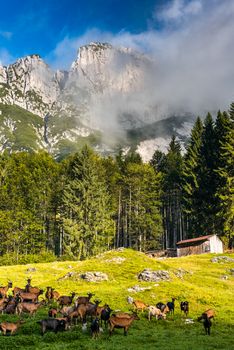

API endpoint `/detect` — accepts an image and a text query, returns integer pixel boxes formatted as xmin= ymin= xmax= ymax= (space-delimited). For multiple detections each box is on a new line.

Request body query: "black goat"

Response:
xmin=90 ymin=318 xmax=100 ymax=339
xmin=100 ymin=305 xmax=112 ymax=327
xmin=167 ymin=298 xmax=176 ymax=315
xmin=180 ymin=301 xmax=189 ymax=316
xmin=203 ymin=314 xmax=212 ymax=335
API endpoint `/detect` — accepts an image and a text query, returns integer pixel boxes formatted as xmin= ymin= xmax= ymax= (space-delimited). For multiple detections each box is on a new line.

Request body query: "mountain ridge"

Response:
xmin=0 ymin=42 xmax=193 ymax=159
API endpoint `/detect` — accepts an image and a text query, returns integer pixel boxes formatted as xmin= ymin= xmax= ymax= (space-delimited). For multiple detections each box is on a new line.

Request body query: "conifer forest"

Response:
xmin=0 ymin=104 xmax=233 ymax=262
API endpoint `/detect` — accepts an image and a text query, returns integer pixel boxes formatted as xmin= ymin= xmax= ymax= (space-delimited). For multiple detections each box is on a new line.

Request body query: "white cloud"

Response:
xmin=155 ymin=0 xmax=202 ymax=22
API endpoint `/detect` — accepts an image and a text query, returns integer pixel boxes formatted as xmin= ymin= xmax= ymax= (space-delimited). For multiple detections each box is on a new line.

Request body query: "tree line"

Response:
xmin=0 ymin=103 xmax=233 ymax=261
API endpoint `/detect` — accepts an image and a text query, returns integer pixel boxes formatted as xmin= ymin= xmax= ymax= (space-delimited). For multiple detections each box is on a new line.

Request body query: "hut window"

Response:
xmin=204 ymin=242 xmax=210 ymax=252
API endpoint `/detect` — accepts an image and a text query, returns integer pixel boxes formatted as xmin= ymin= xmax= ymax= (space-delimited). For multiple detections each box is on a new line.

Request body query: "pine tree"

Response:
xmin=215 ymin=105 xmax=234 ymax=246
xmin=194 ymin=113 xmax=217 ymax=234
xmin=182 ymin=117 xmax=203 ymax=237
xmin=62 ymin=146 xmax=114 ymax=259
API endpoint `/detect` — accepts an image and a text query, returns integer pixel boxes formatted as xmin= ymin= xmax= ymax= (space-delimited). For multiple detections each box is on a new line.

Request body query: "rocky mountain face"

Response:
xmin=0 ymin=42 xmax=193 ymax=160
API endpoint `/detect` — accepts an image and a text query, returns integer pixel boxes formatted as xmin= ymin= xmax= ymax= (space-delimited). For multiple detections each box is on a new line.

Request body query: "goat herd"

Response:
xmin=0 ymin=279 xmax=215 ymax=338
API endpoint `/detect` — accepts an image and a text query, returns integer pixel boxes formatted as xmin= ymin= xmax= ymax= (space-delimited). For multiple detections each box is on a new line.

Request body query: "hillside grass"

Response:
xmin=0 ymin=249 xmax=233 ymax=350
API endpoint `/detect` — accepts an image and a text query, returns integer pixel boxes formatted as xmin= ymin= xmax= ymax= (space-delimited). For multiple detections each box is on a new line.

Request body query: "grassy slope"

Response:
xmin=0 ymin=249 xmax=233 ymax=350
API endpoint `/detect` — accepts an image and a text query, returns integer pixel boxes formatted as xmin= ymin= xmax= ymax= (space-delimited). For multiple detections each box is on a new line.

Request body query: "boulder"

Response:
xmin=211 ymin=256 xmax=234 ymax=263
xmin=127 ymin=285 xmax=152 ymax=293
xmin=138 ymin=269 xmax=170 ymax=282
xmin=80 ymin=272 xmax=108 ymax=282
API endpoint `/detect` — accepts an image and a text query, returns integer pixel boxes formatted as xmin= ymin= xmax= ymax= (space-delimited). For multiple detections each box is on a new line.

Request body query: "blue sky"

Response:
xmin=0 ymin=0 xmax=163 ymax=66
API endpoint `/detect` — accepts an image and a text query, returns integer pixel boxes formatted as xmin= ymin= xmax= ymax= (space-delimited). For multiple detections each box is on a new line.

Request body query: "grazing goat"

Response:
xmin=0 ymin=281 xmax=13 ymax=298
xmin=148 ymin=306 xmax=165 ymax=321
xmin=198 ymin=309 xmax=215 ymax=321
xmin=180 ymin=301 xmax=189 ymax=316
xmin=109 ymin=313 xmax=140 ymax=336
xmin=38 ymin=318 xmax=69 ymax=335
xmin=167 ymin=298 xmax=176 ymax=315
xmin=133 ymin=300 xmax=148 ymax=313
xmin=58 ymin=292 xmax=76 ymax=306
xmin=156 ymin=302 xmax=170 ymax=314
xmin=201 ymin=314 xmax=212 ymax=335
xmin=0 ymin=320 xmax=23 ymax=335
xmin=90 ymin=318 xmax=100 ymax=339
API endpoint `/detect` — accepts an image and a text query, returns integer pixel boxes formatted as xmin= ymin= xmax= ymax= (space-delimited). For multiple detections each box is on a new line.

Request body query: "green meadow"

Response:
xmin=0 ymin=249 xmax=233 ymax=350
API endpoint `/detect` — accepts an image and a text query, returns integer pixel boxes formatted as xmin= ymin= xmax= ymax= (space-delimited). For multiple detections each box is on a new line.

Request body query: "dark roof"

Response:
xmin=176 ymin=234 xmax=214 ymax=246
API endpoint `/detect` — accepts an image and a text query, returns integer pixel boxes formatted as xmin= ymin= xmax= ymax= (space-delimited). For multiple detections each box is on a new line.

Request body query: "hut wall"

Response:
xmin=177 ymin=240 xmax=211 ymax=257
xmin=209 ymin=235 xmax=223 ymax=253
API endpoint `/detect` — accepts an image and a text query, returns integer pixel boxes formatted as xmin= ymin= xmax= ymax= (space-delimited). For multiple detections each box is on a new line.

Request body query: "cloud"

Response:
xmin=155 ymin=0 xmax=202 ymax=22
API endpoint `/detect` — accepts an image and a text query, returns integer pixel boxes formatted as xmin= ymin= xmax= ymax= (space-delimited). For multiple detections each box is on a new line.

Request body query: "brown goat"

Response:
xmin=18 ymin=291 xmax=42 ymax=303
xmin=0 ymin=320 xmax=24 ymax=335
xmin=133 ymin=300 xmax=148 ymax=312
xmin=50 ymin=288 xmax=60 ymax=301
xmin=198 ymin=309 xmax=216 ymax=321
xmin=75 ymin=292 xmax=94 ymax=306
xmin=13 ymin=287 xmax=25 ymax=297
xmin=112 ymin=312 xmax=133 ymax=319
xmin=109 ymin=313 xmax=140 ymax=336
xmin=58 ymin=292 xmax=76 ymax=306
xmin=0 ymin=282 xmax=13 ymax=298
xmin=48 ymin=308 xmax=58 ymax=318
xmin=16 ymin=301 xmax=44 ymax=316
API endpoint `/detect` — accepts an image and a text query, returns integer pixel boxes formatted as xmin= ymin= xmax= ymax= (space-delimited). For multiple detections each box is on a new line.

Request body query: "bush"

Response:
xmin=0 ymin=250 xmax=57 ymax=266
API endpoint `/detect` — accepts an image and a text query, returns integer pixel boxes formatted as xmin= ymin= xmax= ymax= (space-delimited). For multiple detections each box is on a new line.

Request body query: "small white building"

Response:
xmin=176 ymin=234 xmax=223 ymax=257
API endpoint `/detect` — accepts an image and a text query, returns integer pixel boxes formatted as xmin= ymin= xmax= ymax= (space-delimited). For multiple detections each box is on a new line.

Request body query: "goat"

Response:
xmin=109 ymin=313 xmax=140 ymax=336
xmin=18 ymin=290 xmax=43 ymax=303
xmin=100 ymin=305 xmax=112 ymax=327
xmin=13 ymin=287 xmax=25 ymax=297
xmin=0 ymin=281 xmax=13 ymax=298
xmin=25 ymin=278 xmax=32 ymax=292
xmin=75 ymin=292 xmax=94 ymax=306
xmin=59 ymin=305 xmax=76 ymax=317
xmin=58 ymin=292 xmax=76 ymax=306
xmin=16 ymin=301 xmax=44 ymax=316
xmin=167 ymin=298 xmax=176 ymax=315
xmin=38 ymin=318 xmax=69 ymax=335
xmin=28 ymin=286 xmax=43 ymax=295
xmin=48 ymin=308 xmax=58 ymax=318
xmin=156 ymin=302 xmax=170 ymax=314
xmin=4 ymin=295 xmax=21 ymax=314
xmin=180 ymin=301 xmax=189 ymax=317
xmin=45 ymin=287 xmax=54 ymax=303
xmin=133 ymin=300 xmax=148 ymax=312
xmin=0 ymin=320 xmax=23 ymax=335
xmin=200 ymin=314 xmax=212 ymax=335
xmin=148 ymin=306 xmax=165 ymax=321
xmin=90 ymin=318 xmax=100 ymax=339
xmin=198 ymin=309 xmax=215 ymax=321
xmin=51 ymin=288 xmax=60 ymax=301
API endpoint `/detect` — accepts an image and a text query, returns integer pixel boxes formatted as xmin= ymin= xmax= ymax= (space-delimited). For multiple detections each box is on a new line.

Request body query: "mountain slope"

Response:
xmin=0 ymin=249 xmax=233 ymax=349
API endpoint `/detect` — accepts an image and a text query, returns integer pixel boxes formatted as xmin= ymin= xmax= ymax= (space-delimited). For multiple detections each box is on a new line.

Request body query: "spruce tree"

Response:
xmin=182 ymin=117 xmax=203 ymax=237
xmin=62 ymin=146 xmax=114 ymax=259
